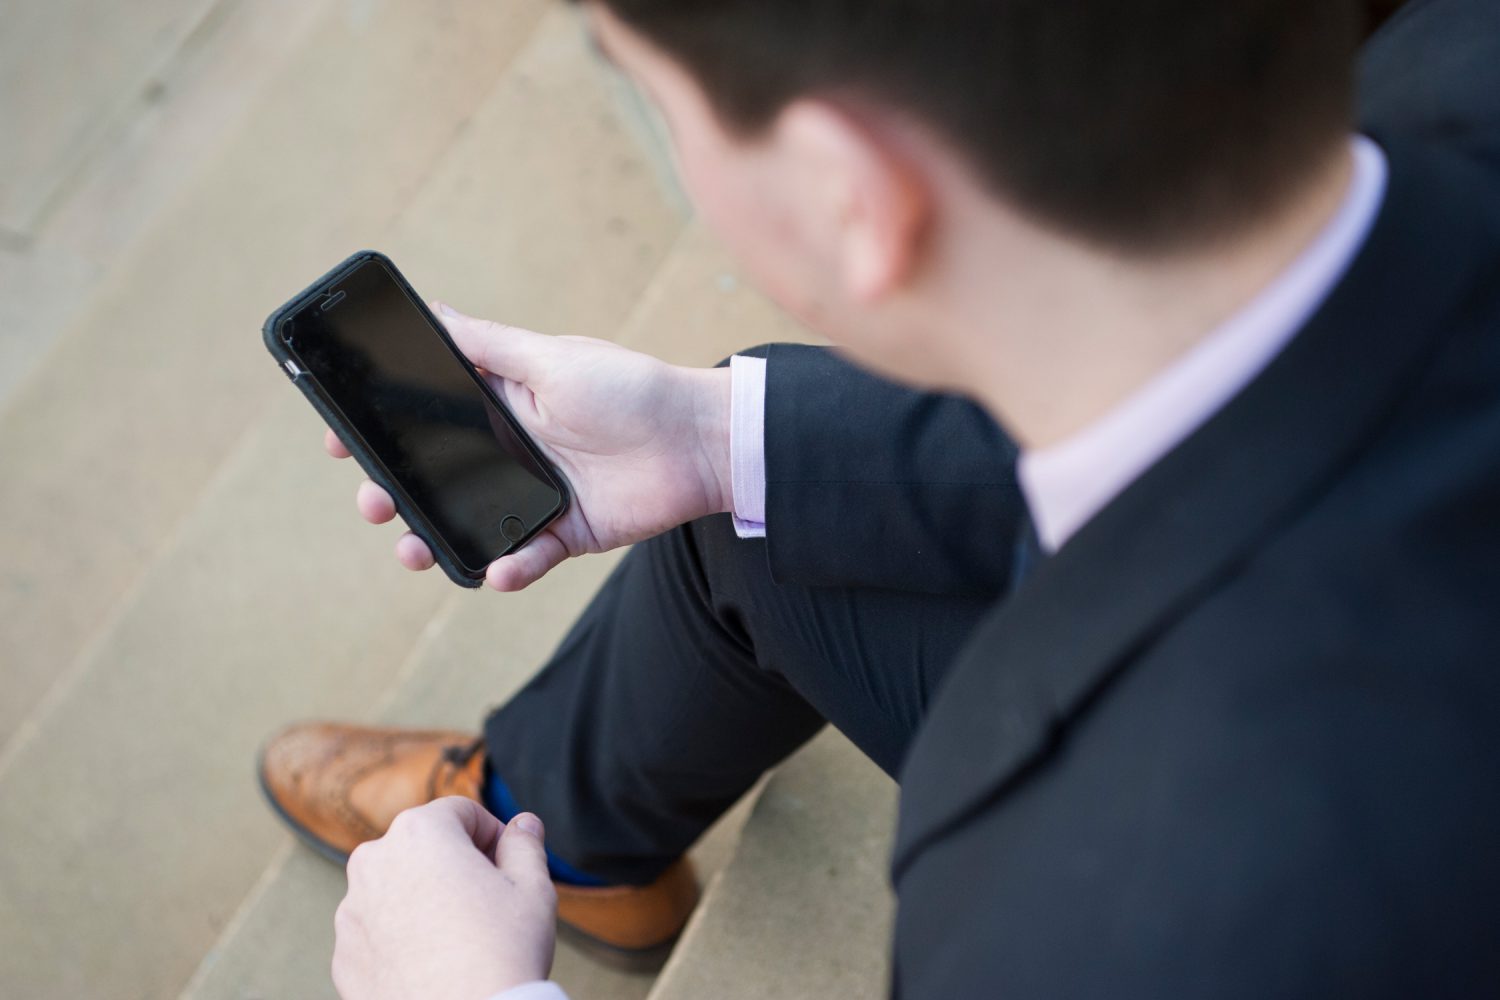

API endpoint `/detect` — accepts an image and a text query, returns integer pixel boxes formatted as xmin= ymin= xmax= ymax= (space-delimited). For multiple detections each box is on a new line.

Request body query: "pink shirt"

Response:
xmin=488 ymin=983 xmax=567 ymax=1000
xmin=730 ymin=353 xmax=769 ymax=538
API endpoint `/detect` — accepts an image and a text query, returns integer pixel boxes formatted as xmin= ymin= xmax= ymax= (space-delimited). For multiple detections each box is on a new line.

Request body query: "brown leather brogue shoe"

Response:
xmin=258 ymin=721 xmax=699 ymax=968
xmin=258 ymin=721 xmax=485 ymax=863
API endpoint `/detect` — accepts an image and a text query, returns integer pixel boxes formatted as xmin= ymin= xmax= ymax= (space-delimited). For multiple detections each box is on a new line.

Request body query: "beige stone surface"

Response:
xmin=648 ymin=731 xmax=898 ymax=1000
xmin=40 ymin=0 xmax=334 ymax=267
xmin=0 ymin=0 xmax=336 ymax=410
xmin=180 ymin=844 xmax=352 ymax=1000
xmin=613 ymin=221 xmax=821 ymax=363
xmin=0 ymin=0 xmax=548 ymax=752
xmin=0 ymin=240 xmax=98 ymax=402
xmin=384 ymin=7 xmax=686 ymax=338
xmin=0 ymin=0 xmax=217 ymax=234
xmin=0 ymin=393 xmax=451 ymax=998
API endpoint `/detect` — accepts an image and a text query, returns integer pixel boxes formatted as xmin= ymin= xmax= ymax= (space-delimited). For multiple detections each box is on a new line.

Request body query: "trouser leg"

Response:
xmin=484 ymin=513 xmax=994 ymax=885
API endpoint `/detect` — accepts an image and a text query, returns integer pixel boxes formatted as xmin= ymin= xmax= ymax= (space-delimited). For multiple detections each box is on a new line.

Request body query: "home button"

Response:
xmin=500 ymin=515 xmax=526 ymax=542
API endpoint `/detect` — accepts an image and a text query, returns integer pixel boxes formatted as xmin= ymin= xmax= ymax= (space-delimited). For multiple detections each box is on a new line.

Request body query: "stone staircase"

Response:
xmin=0 ymin=3 xmax=893 ymax=997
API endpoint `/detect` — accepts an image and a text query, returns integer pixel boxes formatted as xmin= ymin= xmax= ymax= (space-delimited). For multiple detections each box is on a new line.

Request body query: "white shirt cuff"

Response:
xmin=729 ymin=354 xmax=768 ymax=538
xmin=485 ymin=982 xmax=570 ymax=1000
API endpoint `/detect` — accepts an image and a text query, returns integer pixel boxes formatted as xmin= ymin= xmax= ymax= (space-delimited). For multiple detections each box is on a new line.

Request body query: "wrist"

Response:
xmin=681 ymin=365 xmax=734 ymax=517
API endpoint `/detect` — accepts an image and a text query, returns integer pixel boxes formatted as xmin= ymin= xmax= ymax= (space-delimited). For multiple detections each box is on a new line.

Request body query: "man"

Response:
xmin=260 ymin=0 xmax=1500 ymax=996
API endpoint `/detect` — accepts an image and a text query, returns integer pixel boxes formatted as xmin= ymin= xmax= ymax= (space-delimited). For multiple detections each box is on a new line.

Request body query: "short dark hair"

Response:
xmin=586 ymin=0 xmax=1362 ymax=252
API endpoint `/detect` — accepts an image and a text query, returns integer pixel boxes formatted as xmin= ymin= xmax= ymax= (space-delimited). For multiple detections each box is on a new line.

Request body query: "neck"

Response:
xmin=931 ymin=138 xmax=1356 ymax=450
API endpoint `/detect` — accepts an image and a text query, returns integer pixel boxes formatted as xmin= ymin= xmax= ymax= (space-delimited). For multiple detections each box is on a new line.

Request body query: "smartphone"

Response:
xmin=263 ymin=251 xmax=568 ymax=588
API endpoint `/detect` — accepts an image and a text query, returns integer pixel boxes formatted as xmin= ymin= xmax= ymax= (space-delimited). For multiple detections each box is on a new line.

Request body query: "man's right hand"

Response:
xmin=325 ymin=303 xmax=735 ymax=591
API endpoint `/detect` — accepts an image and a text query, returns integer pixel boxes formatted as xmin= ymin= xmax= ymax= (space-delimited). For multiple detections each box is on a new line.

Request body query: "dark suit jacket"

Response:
xmin=1359 ymin=0 xmax=1500 ymax=165
xmin=758 ymin=4 xmax=1500 ymax=996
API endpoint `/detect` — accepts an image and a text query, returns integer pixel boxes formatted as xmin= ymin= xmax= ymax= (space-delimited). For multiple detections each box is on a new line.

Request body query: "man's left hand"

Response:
xmin=332 ymin=797 xmax=557 ymax=1000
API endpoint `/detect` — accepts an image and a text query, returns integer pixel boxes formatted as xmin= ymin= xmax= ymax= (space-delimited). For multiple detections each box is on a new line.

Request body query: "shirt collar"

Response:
xmin=1017 ymin=135 xmax=1389 ymax=553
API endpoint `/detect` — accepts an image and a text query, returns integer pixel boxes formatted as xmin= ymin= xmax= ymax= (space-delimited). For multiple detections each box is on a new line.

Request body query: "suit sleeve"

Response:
xmin=759 ymin=343 xmax=1022 ymax=596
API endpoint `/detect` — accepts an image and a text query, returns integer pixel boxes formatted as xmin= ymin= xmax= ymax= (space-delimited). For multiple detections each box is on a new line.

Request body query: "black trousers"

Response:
xmin=483 ymin=513 xmax=995 ymax=885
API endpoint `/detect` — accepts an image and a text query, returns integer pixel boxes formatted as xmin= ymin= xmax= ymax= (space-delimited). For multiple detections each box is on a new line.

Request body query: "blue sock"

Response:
xmin=482 ymin=768 xmax=609 ymax=887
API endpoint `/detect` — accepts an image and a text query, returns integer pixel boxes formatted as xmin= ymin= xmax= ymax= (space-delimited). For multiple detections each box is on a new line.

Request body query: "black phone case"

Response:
xmin=262 ymin=250 xmax=569 ymax=589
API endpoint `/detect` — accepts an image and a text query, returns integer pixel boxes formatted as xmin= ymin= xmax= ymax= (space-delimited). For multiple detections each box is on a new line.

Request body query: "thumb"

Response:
xmin=495 ymin=812 xmax=551 ymax=886
xmin=432 ymin=302 xmax=553 ymax=385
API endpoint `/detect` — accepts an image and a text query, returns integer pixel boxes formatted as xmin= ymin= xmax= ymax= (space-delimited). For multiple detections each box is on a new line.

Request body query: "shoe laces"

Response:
xmin=440 ymin=736 xmax=485 ymax=770
xmin=427 ymin=737 xmax=485 ymax=799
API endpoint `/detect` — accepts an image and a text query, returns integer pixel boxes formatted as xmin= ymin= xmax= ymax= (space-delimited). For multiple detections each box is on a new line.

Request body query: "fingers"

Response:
xmin=353 ymin=481 xmax=433 ymax=572
xmin=431 ymin=302 xmax=553 ymax=385
xmin=394 ymin=532 xmax=436 ymax=571
xmin=495 ymin=812 xmax=551 ymax=888
xmin=325 ymin=428 xmax=352 ymax=459
xmin=486 ymin=531 xmax=570 ymax=592
xmin=359 ymin=481 xmax=541 ymax=578
xmin=424 ymin=796 xmax=505 ymax=857
xmin=383 ymin=799 xmax=504 ymax=863
xmin=356 ymin=480 xmax=396 ymax=524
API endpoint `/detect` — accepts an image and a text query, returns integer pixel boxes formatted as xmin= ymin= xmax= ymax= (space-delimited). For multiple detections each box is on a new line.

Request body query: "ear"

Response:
xmin=774 ymin=100 xmax=930 ymax=302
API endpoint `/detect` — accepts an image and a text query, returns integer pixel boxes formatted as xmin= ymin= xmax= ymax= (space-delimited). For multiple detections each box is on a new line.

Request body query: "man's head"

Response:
xmin=582 ymin=0 xmax=1362 ymax=397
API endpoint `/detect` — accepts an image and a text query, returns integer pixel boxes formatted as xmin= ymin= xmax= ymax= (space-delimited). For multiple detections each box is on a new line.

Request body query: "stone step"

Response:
xmin=0 ymin=0 xmax=336 ymax=408
xmin=0 ymin=392 xmax=454 ymax=999
xmin=0 ymin=240 xmax=97 ymax=404
xmin=0 ymin=4 xmax=702 ymax=997
xmin=0 ymin=0 xmax=554 ymax=763
xmin=613 ymin=222 xmax=820 ymax=359
xmin=646 ymin=731 xmax=897 ymax=1000
xmin=0 ymin=0 xmax=220 ymax=237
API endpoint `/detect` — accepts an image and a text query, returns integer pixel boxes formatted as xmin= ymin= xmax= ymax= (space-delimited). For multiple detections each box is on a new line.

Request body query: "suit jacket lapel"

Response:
xmin=893 ymin=138 xmax=1499 ymax=877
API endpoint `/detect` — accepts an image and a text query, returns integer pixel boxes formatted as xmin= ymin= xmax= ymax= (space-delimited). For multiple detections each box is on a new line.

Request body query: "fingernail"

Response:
xmin=514 ymin=813 xmax=544 ymax=838
xmin=436 ymin=302 xmax=458 ymax=318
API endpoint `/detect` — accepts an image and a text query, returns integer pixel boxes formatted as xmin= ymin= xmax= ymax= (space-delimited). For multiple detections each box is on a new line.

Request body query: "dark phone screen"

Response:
xmin=283 ymin=259 xmax=563 ymax=571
